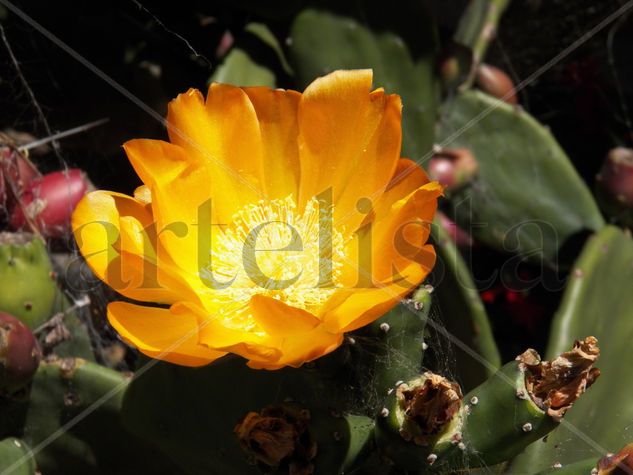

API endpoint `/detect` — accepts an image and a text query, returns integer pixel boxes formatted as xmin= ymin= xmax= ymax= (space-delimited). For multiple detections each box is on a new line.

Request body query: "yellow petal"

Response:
xmin=243 ymin=87 xmax=301 ymax=199
xmin=166 ymin=85 xmax=266 ymax=221
xmin=107 ymin=301 xmax=225 ymax=367
xmin=72 ymin=190 xmax=190 ymax=304
xmin=249 ymin=294 xmax=321 ymax=336
xmin=297 ymin=70 xmax=401 ymax=235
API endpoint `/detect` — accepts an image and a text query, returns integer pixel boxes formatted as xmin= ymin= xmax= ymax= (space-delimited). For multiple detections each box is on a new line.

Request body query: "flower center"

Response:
xmin=201 ymin=196 xmax=346 ymax=329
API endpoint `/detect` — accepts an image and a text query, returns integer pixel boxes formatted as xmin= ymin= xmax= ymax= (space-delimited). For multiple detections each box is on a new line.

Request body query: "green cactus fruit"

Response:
xmin=0 ymin=233 xmax=57 ymax=329
xmin=375 ymin=338 xmax=599 ymax=471
xmin=511 ymin=226 xmax=633 ymax=472
xmin=234 ymin=403 xmax=374 ymax=475
xmin=288 ymin=5 xmax=438 ymax=160
xmin=0 ymin=312 xmax=41 ymax=395
xmin=375 ymin=372 xmax=464 ymax=471
xmin=0 ymin=437 xmax=37 ymax=475
xmin=437 ymin=90 xmax=604 ymax=266
xmin=22 ymin=357 xmax=182 ymax=475
xmin=430 ymin=220 xmax=500 ymax=390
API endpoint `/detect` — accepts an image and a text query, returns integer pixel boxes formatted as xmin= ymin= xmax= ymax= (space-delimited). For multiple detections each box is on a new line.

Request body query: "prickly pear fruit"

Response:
xmin=0 ymin=143 xmax=41 ymax=220
xmin=0 ymin=312 xmax=41 ymax=394
xmin=428 ymin=148 xmax=478 ymax=191
xmin=0 ymin=145 xmax=40 ymax=192
xmin=10 ymin=169 xmax=91 ymax=238
xmin=375 ymin=372 xmax=464 ymax=471
xmin=0 ymin=232 xmax=57 ymax=329
xmin=475 ymin=63 xmax=518 ymax=104
xmin=596 ymin=147 xmax=633 ymax=226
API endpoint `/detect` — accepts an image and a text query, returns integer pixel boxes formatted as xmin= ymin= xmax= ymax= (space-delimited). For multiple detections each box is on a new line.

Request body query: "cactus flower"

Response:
xmin=72 ymin=70 xmax=441 ymax=369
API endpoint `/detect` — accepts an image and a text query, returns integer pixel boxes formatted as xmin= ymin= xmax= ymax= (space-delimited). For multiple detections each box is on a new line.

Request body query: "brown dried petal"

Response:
xmin=397 ymin=372 xmax=463 ymax=446
xmin=234 ymin=405 xmax=315 ymax=475
xmin=597 ymin=443 xmax=633 ymax=474
xmin=518 ymin=336 xmax=600 ymax=421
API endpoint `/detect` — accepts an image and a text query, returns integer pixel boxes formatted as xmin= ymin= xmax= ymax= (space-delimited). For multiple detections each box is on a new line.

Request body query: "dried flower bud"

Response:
xmin=235 ymin=404 xmax=316 ymax=475
xmin=517 ymin=336 xmax=600 ymax=421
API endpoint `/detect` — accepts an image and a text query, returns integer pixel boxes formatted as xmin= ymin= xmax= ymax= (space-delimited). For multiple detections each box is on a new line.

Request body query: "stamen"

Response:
xmin=200 ymin=196 xmax=346 ymax=330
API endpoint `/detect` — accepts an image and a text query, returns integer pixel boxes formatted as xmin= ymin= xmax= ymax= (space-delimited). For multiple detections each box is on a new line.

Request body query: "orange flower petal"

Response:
xmin=107 ymin=301 xmax=225 ymax=367
xmin=72 ymin=190 xmax=190 ymax=304
xmin=297 ymin=70 xmax=402 ymax=235
xmin=247 ymin=328 xmax=343 ymax=370
xmin=321 ymin=260 xmax=431 ymax=333
xmin=249 ymin=294 xmax=321 ymax=336
xmin=175 ymin=302 xmax=283 ymax=363
xmin=166 ymin=85 xmax=265 ymax=221
xmin=371 ymin=181 xmax=442 ymax=282
xmin=243 ymin=87 xmax=301 ymax=199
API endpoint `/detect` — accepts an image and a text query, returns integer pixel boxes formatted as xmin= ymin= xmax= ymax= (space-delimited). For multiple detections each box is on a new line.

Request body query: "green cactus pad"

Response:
xmin=0 ymin=233 xmax=57 ymax=329
xmin=123 ymin=354 xmax=382 ymax=475
xmin=21 ymin=358 xmax=181 ymax=475
xmin=0 ymin=437 xmax=37 ymax=475
xmin=288 ymin=6 xmax=438 ymax=160
xmin=210 ymin=23 xmax=289 ymax=88
xmin=437 ymin=90 xmax=604 ymax=265
xmin=512 ymin=226 xmax=633 ymax=472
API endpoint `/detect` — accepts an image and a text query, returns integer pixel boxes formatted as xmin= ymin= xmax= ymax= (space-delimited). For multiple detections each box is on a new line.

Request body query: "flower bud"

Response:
xmin=476 ymin=64 xmax=518 ymax=105
xmin=0 ymin=312 xmax=41 ymax=394
xmin=10 ymin=169 xmax=92 ymax=238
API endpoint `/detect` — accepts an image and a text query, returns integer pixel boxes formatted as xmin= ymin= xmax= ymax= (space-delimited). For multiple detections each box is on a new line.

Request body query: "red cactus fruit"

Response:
xmin=9 ymin=168 xmax=91 ymax=238
xmin=0 ymin=312 xmax=41 ymax=394
xmin=597 ymin=147 xmax=633 ymax=208
xmin=428 ymin=148 xmax=479 ymax=191
xmin=476 ymin=64 xmax=518 ymax=105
